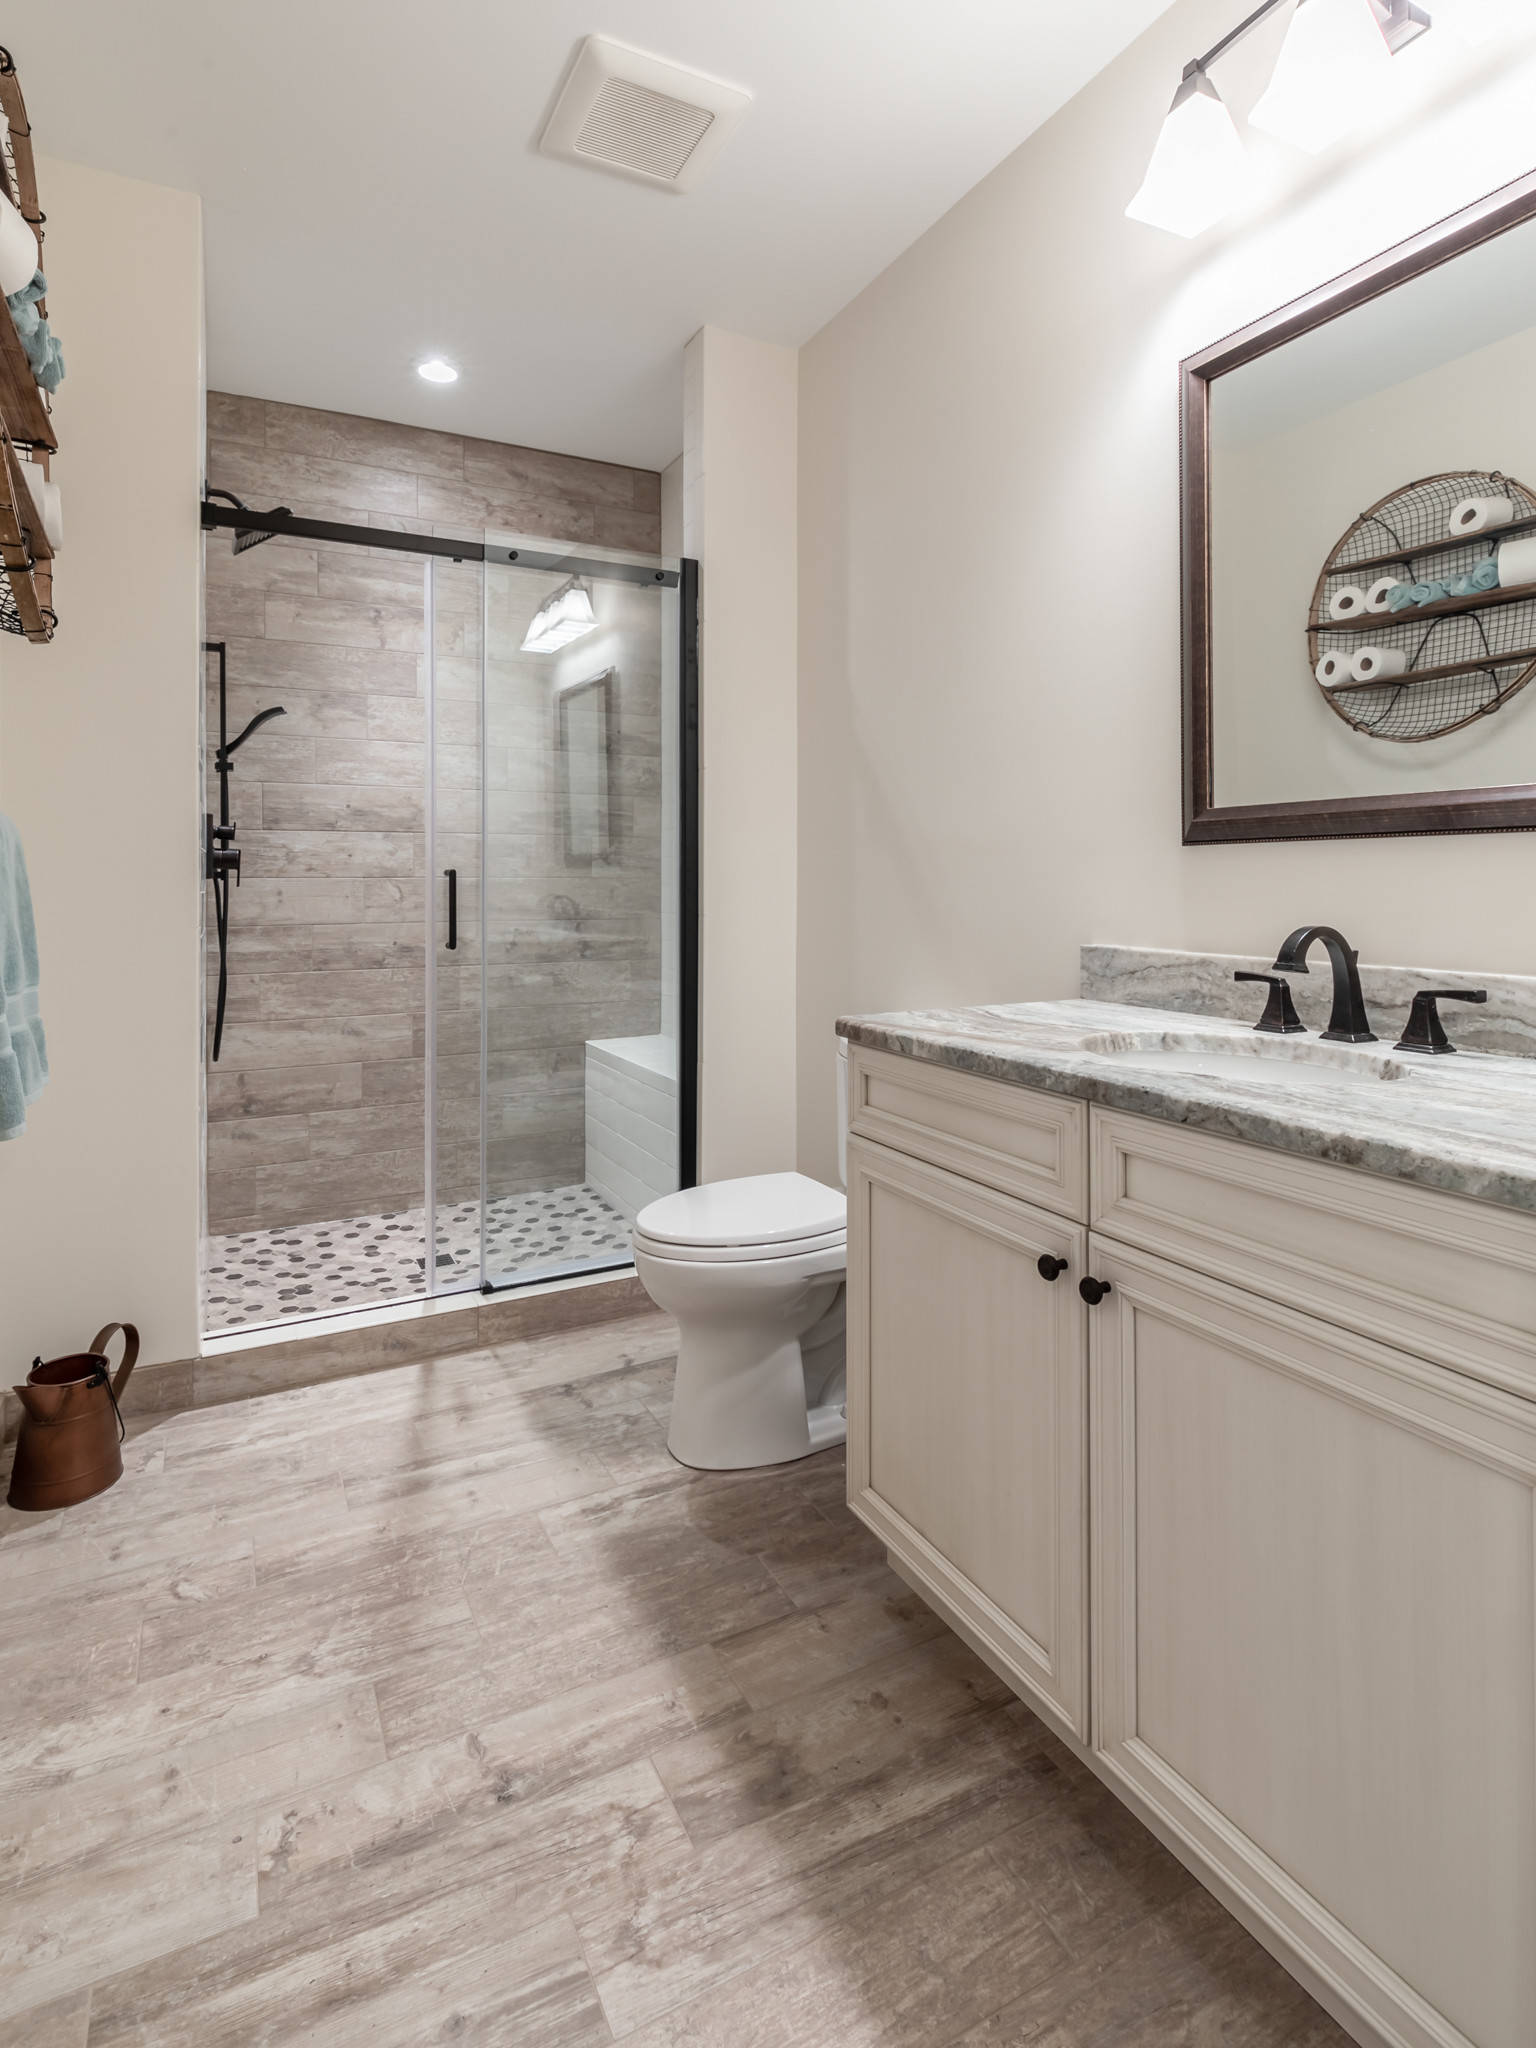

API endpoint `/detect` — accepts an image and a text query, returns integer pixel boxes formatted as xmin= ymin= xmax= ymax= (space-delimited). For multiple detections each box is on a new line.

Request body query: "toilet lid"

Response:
xmin=635 ymin=1172 xmax=846 ymax=1251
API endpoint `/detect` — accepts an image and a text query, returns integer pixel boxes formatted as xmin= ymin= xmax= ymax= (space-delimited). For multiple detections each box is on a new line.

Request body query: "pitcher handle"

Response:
xmin=89 ymin=1323 xmax=140 ymax=1399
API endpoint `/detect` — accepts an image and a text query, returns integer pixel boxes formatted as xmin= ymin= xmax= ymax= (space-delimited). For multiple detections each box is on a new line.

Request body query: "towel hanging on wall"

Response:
xmin=0 ymin=811 xmax=47 ymax=1139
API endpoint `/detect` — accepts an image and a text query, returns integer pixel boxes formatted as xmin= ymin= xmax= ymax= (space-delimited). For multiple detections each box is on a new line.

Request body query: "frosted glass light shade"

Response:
xmin=1431 ymin=0 xmax=1526 ymax=44
xmin=1125 ymin=69 xmax=1253 ymax=238
xmin=1249 ymin=0 xmax=1392 ymax=154
xmin=521 ymin=577 xmax=599 ymax=653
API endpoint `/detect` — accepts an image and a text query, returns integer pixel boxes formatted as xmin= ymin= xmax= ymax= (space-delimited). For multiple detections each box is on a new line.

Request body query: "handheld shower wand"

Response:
xmin=204 ymin=640 xmax=285 ymax=1061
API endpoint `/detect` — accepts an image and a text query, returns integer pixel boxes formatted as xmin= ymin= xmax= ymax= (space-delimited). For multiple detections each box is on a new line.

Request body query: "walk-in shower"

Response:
xmin=199 ymin=494 xmax=696 ymax=1334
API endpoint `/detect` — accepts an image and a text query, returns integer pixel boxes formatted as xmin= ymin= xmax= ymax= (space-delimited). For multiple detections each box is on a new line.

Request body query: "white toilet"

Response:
xmin=633 ymin=1042 xmax=849 ymax=1470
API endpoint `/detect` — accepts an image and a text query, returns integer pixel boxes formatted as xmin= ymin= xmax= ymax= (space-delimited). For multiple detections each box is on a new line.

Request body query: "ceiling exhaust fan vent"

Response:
xmin=540 ymin=37 xmax=751 ymax=192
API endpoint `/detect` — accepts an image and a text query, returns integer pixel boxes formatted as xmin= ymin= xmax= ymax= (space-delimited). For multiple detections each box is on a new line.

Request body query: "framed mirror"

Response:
xmin=557 ymin=668 xmax=614 ymax=864
xmin=1184 ymin=168 xmax=1536 ymax=843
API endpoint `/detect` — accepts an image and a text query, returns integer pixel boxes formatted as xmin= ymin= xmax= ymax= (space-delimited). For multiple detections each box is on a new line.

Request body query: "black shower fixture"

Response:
xmin=203 ymin=486 xmax=292 ymax=555
xmin=204 ymin=640 xmax=285 ymax=1061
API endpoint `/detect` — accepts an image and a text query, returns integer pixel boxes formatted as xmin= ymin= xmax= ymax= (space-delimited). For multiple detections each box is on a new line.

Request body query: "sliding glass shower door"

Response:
xmin=425 ymin=535 xmax=688 ymax=1295
xmin=425 ymin=554 xmax=485 ymax=1293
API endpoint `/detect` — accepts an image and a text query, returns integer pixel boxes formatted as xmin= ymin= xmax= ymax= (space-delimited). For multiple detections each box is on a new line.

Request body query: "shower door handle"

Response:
xmin=444 ymin=869 xmax=458 ymax=951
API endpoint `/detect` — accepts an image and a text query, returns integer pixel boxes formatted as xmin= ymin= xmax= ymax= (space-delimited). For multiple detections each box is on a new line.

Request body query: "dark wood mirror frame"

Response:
xmin=1183 ymin=166 xmax=1536 ymax=845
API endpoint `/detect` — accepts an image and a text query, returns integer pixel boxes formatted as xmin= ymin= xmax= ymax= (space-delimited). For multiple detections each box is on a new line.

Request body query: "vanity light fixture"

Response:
xmin=520 ymin=575 xmax=599 ymax=653
xmin=1128 ymin=0 xmax=1440 ymax=236
xmin=1249 ymin=0 xmax=1405 ymax=154
xmin=1126 ymin=66 xmax=1253 ymax=238
xmin=415 ymin=357 xmax=459 ymax=384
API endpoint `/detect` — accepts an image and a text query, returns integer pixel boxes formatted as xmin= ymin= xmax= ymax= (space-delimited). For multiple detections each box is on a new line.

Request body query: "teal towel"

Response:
xmin=1454 ymin=558 xmax=1501 ymax=597
xmin=0 ymin=811 xmax=47 ymax=1140
xmin=1386 ymin=578 xmax=1453 ymax=612
xmin=5 ymin=269 xmax=64 ymax=394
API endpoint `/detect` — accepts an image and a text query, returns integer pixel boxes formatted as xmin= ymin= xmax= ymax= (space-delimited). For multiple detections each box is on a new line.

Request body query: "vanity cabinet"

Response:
xmin=845 ymin=1042 xmax=1536 ymax=2048
xmin=845 ymin=1134 xmax=1089 ymax=1738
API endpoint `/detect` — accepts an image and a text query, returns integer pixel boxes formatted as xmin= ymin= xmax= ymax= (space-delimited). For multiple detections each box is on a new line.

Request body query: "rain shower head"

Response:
xmin=203 ymin=488 xmax=292 ymax=553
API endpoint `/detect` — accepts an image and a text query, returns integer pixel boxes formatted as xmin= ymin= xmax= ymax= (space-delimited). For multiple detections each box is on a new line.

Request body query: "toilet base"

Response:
xmin=633 ymin=1232 xmax=848 ymax=1472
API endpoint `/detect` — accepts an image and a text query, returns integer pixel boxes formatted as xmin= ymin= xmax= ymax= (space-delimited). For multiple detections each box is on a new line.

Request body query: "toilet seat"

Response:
xmin=635 ymin=1173 xmax=846 ymax=1265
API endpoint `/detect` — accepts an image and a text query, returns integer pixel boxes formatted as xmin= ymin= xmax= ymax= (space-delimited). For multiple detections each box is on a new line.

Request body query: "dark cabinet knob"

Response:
xmin=1079 ymin=1276 xmax=1112 ymax=1306
xmin=1037 ymin=1254 xmax=1068 ymax=1282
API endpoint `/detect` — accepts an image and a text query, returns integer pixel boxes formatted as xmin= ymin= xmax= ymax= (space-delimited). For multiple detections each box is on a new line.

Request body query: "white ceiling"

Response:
xmin=19 ymin=1 xmax=1174 ymax=470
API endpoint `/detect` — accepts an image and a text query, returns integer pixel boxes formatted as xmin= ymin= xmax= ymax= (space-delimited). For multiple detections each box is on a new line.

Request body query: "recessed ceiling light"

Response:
xmin=416 ymin=358 xmax=459 ymax=384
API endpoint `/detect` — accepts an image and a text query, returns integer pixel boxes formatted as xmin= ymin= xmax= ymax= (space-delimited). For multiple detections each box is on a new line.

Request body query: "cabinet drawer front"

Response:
xmin=1091 ymin=1240 xmax=1536 ymax=2048
xmin=846 ymin=1135 xmax=1089 ymax=1740
xmin=848 ymin=1045 xmax=1087 ymax=1219
xmin=1092 ymin=1106 xmax=1536 ymax=1401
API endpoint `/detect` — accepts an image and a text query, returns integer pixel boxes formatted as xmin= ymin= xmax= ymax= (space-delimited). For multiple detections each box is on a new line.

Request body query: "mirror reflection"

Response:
xmin=1210 ymin=212 xmax=1536 ymax=808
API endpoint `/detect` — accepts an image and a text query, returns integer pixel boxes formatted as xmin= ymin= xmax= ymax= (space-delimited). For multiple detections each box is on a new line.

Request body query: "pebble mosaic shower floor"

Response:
xmin=203 ymin=1183 xmax=634 ymax=1333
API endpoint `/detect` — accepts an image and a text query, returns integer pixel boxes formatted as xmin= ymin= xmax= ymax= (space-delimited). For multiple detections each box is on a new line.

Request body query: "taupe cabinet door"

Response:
xmin=846 ymin=1135 xmax=1089 ymax=1740
xmin=1089 ymin=1237 xmax=1536 ymax=2048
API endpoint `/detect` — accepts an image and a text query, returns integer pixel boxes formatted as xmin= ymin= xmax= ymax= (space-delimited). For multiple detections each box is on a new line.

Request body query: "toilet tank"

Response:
xmin=836 ymin=1036 xmax=849 ymax=1189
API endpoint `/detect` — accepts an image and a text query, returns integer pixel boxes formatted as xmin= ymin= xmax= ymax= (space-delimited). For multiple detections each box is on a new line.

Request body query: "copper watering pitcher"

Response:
xmin=7 ymin=1323 xmax=139 ymax=1512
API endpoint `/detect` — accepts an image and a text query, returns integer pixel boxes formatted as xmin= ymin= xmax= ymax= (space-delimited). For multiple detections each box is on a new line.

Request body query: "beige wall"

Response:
xmin=795 ymin=0 xmax=1536 ymax=1184
xmin=684 ymin=328 xmax=799 ymax=1182
xmin=0 ymin=158 xmax=205 ymax=1365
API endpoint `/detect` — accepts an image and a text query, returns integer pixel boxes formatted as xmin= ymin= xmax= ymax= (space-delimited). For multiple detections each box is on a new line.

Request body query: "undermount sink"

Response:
xmin=1079 ymin=1030 xmax=1414 ymax=1086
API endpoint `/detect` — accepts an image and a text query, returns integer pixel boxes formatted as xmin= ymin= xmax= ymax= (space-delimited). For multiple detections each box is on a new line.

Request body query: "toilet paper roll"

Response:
xmin=1365 ymin=577 xmax=1398 ymax=613
xmin=1327 ymin=584 xmax=1368 ymax=621
xmin=1315 ymin=651 xmax=1351 ymax=687
xmin=0 ymin=192 xmax=37 ymax=299
xmin=22 ymin=469 xmax=60 ymax=552
xmin=1351 ymin=646 xmax=1409 ymax=684
xmin=1497 ymin=534 xmax=1536 ymax=589
xmin=1449 ymin=494 xmax=1516 ymax=536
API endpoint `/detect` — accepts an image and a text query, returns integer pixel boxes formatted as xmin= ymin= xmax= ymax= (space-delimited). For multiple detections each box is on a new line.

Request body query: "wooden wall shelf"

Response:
xmin=1312 ymin=576 xmax=1536 ymax=634
xmin=0 ymin=47 xmax=57 ymax=640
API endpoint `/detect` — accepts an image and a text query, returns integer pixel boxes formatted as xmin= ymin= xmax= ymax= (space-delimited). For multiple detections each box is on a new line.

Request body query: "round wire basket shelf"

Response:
xmin=0 ymin=572 xmax=52 ymax=639
xmin=1309 ymin=470 xmax=1536 ymax=744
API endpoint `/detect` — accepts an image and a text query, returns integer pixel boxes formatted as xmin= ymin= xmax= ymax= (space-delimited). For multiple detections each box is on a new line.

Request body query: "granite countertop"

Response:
xmin=837 ymin=998 xmax=1536 ymax=1215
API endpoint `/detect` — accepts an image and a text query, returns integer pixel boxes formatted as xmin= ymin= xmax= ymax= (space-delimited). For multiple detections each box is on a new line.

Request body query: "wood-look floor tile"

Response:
xmin=1 ymin=1681 xmax=385 ymax=1892
xmin=135 ymin=1523 xmax=477 ymax=1689
xmin=87 ymin=1845 xmax=603 ymax=2047
xmin=713 ymin=1580 xmax=947 ymax=1710
xmin=288 ymin=1911 xmax=610 ymax=2048
xmin=616 ymin=1842 xmax=1068 ymax=2048
xmin=1 ymin=1329 xmax=1351 ymax=2042
xmin=953 ymin=1885 xmax=1354 ymax=2045
xmin=583 ymin=1706 xmax=1055 ymax=2036
xmin=985 ymin=1749 xmax=1197 ymax=1956
xmin=0 ymin=1984 xmax=91 ymax=2048
xmin=254 ymin=1750 xmax=691 ymax=1943
xmin=465 ymin=1498 xmax=795 ymax=1685
xmin=0 ymin=1822 xmax=256 ymax=2023
xmin=652 ymin=1633 xmax=1012 ymax=1846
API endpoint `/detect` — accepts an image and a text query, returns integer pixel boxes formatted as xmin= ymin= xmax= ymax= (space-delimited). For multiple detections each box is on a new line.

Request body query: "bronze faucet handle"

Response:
xmin=1394 ymin=989 xmax=1488 ymax=1056
xmin=1234 ymin=971 xmax=1305 ymax=1036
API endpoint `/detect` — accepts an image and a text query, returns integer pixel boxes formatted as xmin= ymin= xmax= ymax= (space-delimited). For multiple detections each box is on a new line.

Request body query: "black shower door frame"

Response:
xmin=200 ymin=500 xmax=700 ymax=1296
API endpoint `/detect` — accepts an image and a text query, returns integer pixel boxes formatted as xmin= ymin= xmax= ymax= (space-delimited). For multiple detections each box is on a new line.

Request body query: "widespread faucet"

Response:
xmin=1271 ymin=926 xmax=1377 ymax=1044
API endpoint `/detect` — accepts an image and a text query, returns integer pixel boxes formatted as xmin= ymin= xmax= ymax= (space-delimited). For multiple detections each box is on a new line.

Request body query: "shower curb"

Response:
xmin=3 ymin=1273 xmax=659 ymax=1442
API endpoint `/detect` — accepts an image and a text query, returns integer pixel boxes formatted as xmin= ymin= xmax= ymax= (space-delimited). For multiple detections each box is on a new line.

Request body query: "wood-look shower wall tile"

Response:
xmin=216 ymin=637 xmax=422 ymax=698
xmin=211 ymin=445 xmax=420 ymax=522
xmin=238 ymin=832 xmax=418 ymax=880
xmin=263 ymin=401 xmax=468 ymax=482
xmin=219 ymin=685 xmax=368 ymax=742
xmin=206 ymin=1064 xmax=365 ymax=1121
xmin=264 ymin=596 xmax=427 ymax=655
xmin=259 ymin=784 xmax=424 ymax=834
